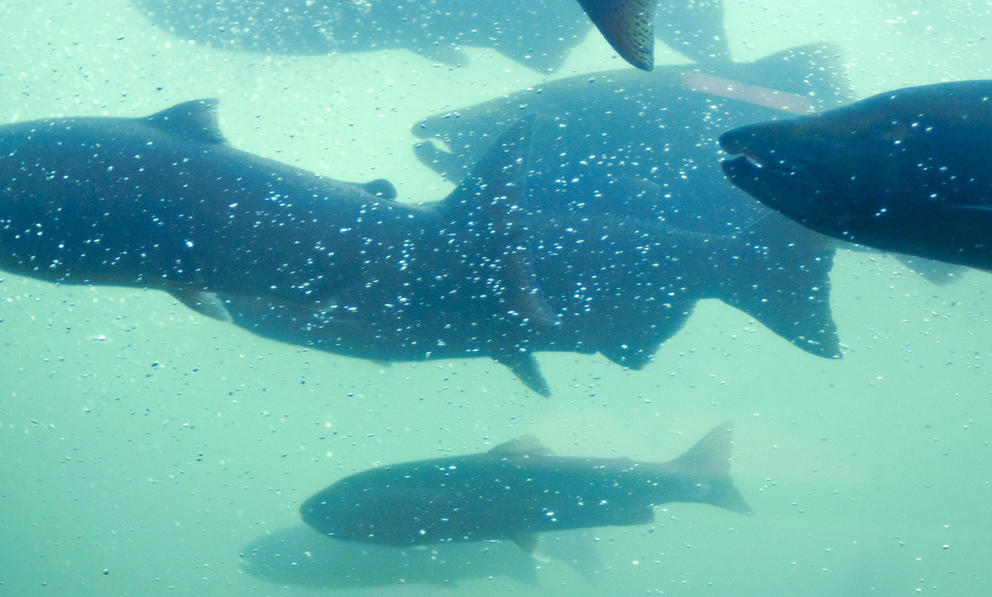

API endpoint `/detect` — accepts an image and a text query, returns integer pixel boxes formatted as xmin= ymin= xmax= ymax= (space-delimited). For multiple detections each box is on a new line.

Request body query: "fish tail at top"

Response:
xmin=576 ymin=0 xmax=655 ymax=70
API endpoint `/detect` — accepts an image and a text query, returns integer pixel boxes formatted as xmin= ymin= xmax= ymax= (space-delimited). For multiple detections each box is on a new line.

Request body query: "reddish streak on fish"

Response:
xmin=682 ymin=73 xmax=818 ymax=115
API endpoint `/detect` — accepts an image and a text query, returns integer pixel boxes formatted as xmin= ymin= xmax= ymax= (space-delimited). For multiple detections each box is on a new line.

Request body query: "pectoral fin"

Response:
xmin=440 ymin=116 xmax=553 ymax=326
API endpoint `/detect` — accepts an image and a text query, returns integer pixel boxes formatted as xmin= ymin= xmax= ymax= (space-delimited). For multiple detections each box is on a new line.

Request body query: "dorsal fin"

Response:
xmin=143 ymin=99 xmax=227 ymax=145
xmin=489 ymin=435 xmax=554 ymax=457
xmin=748 ymin=43 xmax=852 ymax=109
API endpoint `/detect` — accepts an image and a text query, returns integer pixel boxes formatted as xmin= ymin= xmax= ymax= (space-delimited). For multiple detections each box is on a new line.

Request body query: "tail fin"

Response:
xmin=714 ymin=211 xmax=841 ymax=358
xmin=576 ymin=0 xmax=655 ymax=70
xmin=670 ymin=422 xmax=752 ymax=515
xmin=439 ymin=115 xmax=552 ymax=326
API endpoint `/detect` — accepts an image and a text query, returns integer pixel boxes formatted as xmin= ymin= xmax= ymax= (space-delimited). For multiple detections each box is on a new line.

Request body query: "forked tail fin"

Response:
xmin=714 ymin=211 xmax=841 ymax=359
xmin=670 ymin=422 xmax=752 ymax=515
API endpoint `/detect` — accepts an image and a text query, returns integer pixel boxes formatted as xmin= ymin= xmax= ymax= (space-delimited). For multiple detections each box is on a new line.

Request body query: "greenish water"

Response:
xmin=2 ymin=1 xmax=992 ymax=595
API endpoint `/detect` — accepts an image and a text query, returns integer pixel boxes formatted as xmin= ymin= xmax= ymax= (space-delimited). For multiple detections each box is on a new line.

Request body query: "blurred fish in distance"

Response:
xmin=240 ymin=525 xmax=604 ymax=589
xmin=133 ymin=0 xmax=732 ymax=71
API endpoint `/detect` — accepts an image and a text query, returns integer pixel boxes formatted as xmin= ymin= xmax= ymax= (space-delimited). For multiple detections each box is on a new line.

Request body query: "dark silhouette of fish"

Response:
xmin=719 ymin=81 xmax=992 ymax=271
xmin=404 ymin=45 xmax=850 ymax=371
xmin=240 ymin=525 xmax=602 ymax=588
xmin=133 ymin=0 xmax=728 ymax=72
xmin=412 ymin=44 xmax=849 ymax=236
xmin=223 ymin=207 xmax=837 ymax=395
xmin=218 ymin=46 xmax=852 ymax=396
xmin=300 ymin=423 xmax=750 ymax=549
xmin=0 ymin=100 xmax=549 ymax=333
xmin=411 ymin=42 xmax=963 ymax=282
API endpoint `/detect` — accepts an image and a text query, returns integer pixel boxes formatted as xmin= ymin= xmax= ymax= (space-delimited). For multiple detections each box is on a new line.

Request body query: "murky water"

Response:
xmin=2 ymin=1 xmax=991 ymax=595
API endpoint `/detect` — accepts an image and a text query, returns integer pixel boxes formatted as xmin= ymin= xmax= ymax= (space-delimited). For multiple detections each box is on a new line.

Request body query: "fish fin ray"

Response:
xmin=413 ymin=140 xmax=464 ymax=182
xmin=945 ymin=204 xmax=992 ymax=212
xmin=598 ymin=304 xmax=695 ymax=369
xmin=891 ymin=254 xmax=963 ymax=285
xmin=626 ymin=507 xmax=655 ymax=525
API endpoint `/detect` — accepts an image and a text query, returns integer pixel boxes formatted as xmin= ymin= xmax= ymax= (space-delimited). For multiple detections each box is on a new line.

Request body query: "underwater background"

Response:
xmin=2 ymin=0 xmax=992 ymax=594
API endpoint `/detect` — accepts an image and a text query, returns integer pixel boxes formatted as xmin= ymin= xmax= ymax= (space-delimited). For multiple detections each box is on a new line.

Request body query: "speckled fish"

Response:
xmin=220 ymin=47 xmax=851 ymax=396
xmin=402 ymin=45 xmax=850 ymax=383
xmin=0 ymin=100 xmax=548 ymax=332
xmin=300 ymin=423 xmax=751 ymax=550
xmin=223 ymin=202 xmax=838 ymax=395
xmin=412 ymin=44 xmax=847 ymax=235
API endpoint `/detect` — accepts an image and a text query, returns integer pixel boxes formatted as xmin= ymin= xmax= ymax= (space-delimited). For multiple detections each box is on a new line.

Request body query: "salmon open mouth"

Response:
xmin=718 ymin=130 xmax=802 ymax=185
xmin=716 ymin=127 xmax=828 ymax=221
xmin=718 ymin=150 xmax=807 ymax=205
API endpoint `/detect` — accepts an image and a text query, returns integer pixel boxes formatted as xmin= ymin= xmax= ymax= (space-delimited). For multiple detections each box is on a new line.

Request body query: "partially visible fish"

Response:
xmin=719 ymin=81 xmax=992 ymax=271
xmin=411 ymin=43 xmax=850 ymax=237
xmin=240 ymin=525 xmax=603 ymax=589
xmin=216 ymin=46 xmax=852 ymax=396
xmin=132 ymin=0 xmax=729 ymax=72
xmin=0 ymin=100 xmax=549 ymax=350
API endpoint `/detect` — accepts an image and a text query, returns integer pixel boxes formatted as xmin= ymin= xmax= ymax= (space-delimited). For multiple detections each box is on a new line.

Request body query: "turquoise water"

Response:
xmin=2 ymin=1 xmax=992 ymax=595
